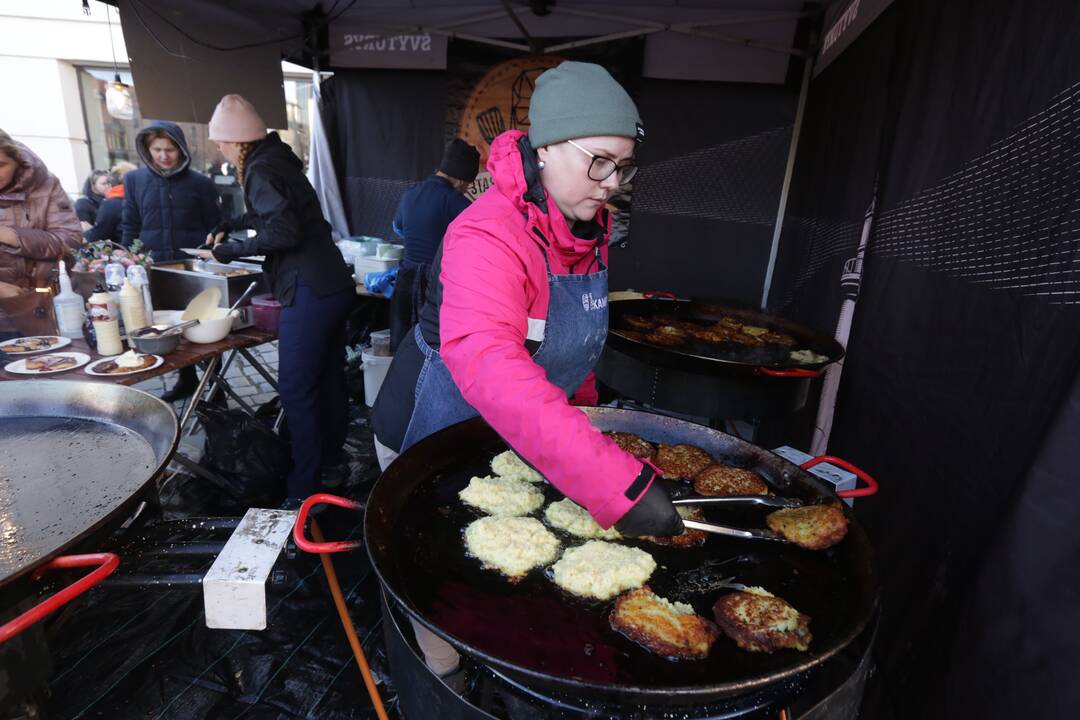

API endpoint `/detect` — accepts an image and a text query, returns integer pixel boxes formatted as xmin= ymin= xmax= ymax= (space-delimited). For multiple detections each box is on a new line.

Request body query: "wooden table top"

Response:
xmin=0 ymin=327 xmax=277 ymax=386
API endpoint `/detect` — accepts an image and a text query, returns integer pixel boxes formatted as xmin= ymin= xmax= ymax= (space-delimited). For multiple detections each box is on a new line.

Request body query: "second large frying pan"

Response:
xmin=365 ymin=408 xmax=878 ymax=706
xmin=606 ymin=296 xmax=845 ymax=376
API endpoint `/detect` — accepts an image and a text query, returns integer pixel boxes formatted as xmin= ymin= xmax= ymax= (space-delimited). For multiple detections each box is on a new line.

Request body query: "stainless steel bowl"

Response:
xmin=130 ymin=325 xmax=180 ymax=355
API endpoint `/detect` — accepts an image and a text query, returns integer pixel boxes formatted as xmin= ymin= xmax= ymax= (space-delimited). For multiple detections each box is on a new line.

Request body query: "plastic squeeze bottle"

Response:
xmin=119 ymin=278 xmax=148 ymax=335
xmin=88 ymin=285 xmax=123 ymax=356
xmin=53 ymin=260 xmax=85 ymax=339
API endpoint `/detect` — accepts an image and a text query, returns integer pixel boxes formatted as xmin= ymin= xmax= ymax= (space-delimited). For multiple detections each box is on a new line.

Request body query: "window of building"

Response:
xmin=77 ymin=66 xmax=312 ymax=184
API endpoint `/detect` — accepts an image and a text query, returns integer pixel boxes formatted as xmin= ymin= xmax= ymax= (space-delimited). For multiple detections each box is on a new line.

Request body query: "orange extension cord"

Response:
xmin=311 ymin=520 xmax=390 ymax=720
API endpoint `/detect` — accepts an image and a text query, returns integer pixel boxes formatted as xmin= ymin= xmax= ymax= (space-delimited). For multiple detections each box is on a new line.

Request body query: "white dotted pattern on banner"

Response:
xmin=632 ymin=126 xmax=793 ymax=226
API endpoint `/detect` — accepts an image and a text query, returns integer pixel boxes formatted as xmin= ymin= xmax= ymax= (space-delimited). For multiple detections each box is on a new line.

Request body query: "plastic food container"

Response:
xmin=250 ymin=294 xmax=282 ymax=333
xmin=354 ymin=256 xmax=400 ymax=277
xmin=362 ymin=347 xmax=393 ymax=407
xmin=370 ymin=328 xmax=392 ymax=356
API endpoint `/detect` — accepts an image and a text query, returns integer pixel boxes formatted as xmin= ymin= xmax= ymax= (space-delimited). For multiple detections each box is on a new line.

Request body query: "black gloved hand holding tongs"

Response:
xmin=672 ymin=495 xmax=804 ymax=543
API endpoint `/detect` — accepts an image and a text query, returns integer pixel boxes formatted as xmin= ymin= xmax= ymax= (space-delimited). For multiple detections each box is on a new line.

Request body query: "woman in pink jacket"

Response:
xmin=375 ymin=61 xmax=681 ymax=535
xmin=373 ymin=60 xmax=681 ymax=682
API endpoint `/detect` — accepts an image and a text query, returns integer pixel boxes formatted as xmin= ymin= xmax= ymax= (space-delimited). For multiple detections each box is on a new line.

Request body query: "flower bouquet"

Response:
xmin=69 ymin=240 xmax=154 ymax=300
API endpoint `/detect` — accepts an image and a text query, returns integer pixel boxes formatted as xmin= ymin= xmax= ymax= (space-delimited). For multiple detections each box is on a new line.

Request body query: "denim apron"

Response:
xmin=400 ymin=249 xmax=608 ymax=452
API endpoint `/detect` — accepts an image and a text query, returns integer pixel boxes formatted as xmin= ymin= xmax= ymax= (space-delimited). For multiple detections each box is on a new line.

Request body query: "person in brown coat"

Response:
xmin=0 ymin=129 xmax=82 ymax=300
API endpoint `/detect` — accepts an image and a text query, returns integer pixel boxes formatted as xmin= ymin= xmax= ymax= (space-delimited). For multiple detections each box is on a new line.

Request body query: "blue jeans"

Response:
xmin=277 ymin=283 xmax=353 ymax=499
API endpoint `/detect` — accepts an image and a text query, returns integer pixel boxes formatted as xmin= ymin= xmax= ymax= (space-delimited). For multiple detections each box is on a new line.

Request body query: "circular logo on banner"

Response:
xmin=460 ymin=55 xmax=564 ymax=171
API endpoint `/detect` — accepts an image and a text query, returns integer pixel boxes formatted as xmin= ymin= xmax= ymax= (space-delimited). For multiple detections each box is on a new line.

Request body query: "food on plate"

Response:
xmin=622 ymin=314 xmax=658 ymax=331
xmin=464 ymin=516 xmax=561 ymax=581
xmin=643 ymin=505 xmax=707 ymax=548
xmin=694 ymin=464 xmax=770 ymax=496
xmin=459 ymin=474 xmax=545 ymax=516
xmin=789 ymin=348 xmax=830 ymax=364
xmin=490 ymin=449 xmax=544 ymax=483
xmin=712 ymin=587 xmax=812 ymax=653
xmin=93 ymin=351 xmax=157 ymax=374
xmin=610 ymin=586 xmax=721 ymax=659
xmin=654 ymin=443 xmax=714 ymax=479
xmin=617 ymin=329 xmax=647 ymax=342
xmin=645 ymin=325 xmax=688 ymax=346
xmin=604 ymin=431 xmax=656 ymax=460
xmin=550 ymin=541 xmax=656 ymax=600
xmin=4 ymin=336 xmax=60 ymax=353
xmin=24 ymin=354 xmax=76 ymax=371
xmin=765 ymin=502 xmax=848 ymax=550
xmin=544 ymin=498 xmax=622 ymax=540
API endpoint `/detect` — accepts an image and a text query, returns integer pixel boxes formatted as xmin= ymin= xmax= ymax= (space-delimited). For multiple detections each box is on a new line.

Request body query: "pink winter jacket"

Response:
xmin=438 ymin=131 xmax=649 ymax=528
xmin=0 ymin=142 xmax=82 ymax=288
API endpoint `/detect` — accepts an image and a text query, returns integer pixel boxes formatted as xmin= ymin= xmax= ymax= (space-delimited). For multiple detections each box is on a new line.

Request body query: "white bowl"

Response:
xmin=182 ymin=309 xmax=235 ymax=344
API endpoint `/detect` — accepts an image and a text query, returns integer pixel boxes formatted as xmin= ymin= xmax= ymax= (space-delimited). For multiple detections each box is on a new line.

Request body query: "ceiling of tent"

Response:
xmin=112 ymin=1 xmax=818 ymax=62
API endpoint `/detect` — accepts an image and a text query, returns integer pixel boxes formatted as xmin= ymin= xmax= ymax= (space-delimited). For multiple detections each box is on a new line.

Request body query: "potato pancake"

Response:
xmin=654 ymin=443 xmax=714 ymax=479
xmin=550 ymin=541 xmax=656 ymax=600
xmin=464 ymin=516 xmax=561 ymax=581
xmin=712 ymin=587 xmax=812 ymax=653
xmin=610 ymin=586 xmax=720 ymax=659
xmin=693 ymin=464 xmax=770 ymax=496
xmin=459 ymin=474 xmax=545 ymax=516
xmin=765 ymin=502 xmax=848 ymax=550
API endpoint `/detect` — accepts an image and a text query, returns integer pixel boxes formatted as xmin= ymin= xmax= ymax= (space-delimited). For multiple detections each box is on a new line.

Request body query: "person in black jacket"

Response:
xmin=85 ymin=161 xmax=137 ymax=244
xmin=124 ymin=121 xmax=222 ymax=401
xmin=122 ymin=121 xmax=221 ymax=261
xmin=75 ymin=170 xmax=110 ymax=230
xmin=199 ymin=94 xmax=356 ymax=502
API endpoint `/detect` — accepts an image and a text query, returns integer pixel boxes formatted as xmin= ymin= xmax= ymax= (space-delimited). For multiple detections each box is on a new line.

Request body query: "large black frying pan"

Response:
xmin=607 ymin=294 xmax=845 ymax=376
xmin=365 ymin=407 xmax=878 ymax=706
xmin=0 ymin=381 xmax=178 ymax=606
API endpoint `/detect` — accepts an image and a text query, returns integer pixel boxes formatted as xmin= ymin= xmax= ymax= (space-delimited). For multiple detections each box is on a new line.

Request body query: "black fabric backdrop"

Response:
xmin=769 ymin=0 xmax=1080 ymax=716
xmin=613 ymin=80 xmax=797 ymax=303
xmin=320 ymin=69 xmax=447 ymax=239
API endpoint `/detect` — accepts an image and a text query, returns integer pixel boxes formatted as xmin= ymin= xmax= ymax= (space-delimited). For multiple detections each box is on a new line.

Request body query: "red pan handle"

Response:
xmin=0 ymin=553 xmax=120 ymax=644
xmin=293 ymin=493 xmax=364 ymax=554
xmin=800 ymin=455 xmax=880 ymax=498
xmin=756 ymin=367 xmax=822 ymax=378
xmin=642 ymin=290 xmax=677 ymax=300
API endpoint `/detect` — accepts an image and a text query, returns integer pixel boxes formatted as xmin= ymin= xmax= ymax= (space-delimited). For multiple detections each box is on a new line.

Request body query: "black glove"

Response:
xmin=614 ymin=468 xmax=684 ymax=537
xmin=210 ymin=241 xmax=242 ymax=263
xmin=210 ymin=219 xmax=234 ymax=238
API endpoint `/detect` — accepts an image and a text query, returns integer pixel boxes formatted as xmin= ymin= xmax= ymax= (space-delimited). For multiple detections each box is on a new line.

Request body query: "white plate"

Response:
xmin=0 ymin=335 xmax=71 ymax=355
xmin=84 ymin=354 xmax=165 ymax=377
xmin=5 ymin=351 xmax=90 ymax=375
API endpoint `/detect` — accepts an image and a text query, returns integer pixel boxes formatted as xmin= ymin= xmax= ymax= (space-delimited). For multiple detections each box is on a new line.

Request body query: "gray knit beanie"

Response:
xmin=527 ymin=62 xmax=643 ymax=148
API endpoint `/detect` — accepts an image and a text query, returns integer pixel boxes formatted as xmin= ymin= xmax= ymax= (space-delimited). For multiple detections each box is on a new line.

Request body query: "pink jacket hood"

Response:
xmin=436 ymin=130 xmax=649 ymax=528
xmin=486 ymin=130 xmax=608 ymax=271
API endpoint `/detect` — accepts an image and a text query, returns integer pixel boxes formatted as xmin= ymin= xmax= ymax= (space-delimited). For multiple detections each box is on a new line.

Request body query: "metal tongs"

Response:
xmin=672 ymin=495 xmax=802 ymax=543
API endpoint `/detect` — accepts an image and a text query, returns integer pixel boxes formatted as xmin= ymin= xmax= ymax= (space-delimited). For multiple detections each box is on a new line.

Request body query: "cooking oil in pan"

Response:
xmin=0 ymin=417 xmax=156 ymax=582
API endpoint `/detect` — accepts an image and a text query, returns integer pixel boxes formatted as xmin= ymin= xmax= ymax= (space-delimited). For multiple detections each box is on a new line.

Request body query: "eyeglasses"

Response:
xmin=566 ymin=140 xmax=638 ymax=185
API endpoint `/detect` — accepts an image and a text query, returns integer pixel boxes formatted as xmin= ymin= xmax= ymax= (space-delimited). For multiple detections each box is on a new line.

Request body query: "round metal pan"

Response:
xmin=606 ymin=298 xmax=845 ymax=376
xmin=0 ymin=381 xmax=179 ymax=592
xmin=365 ymin=408 xmax=878 ymax=705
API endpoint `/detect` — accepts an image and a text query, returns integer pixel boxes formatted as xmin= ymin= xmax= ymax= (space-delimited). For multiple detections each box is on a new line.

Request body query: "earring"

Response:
xmin=538 ymin=160 xmax=546 ymax=169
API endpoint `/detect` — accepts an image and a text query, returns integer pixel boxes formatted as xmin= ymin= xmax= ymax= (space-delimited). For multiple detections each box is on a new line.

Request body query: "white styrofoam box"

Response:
xmin=354 ymin=256 xmax=400 ymax=276
xmin=772 ymin=446 xmax=857 ymax=506
xmin=204 ymin=508 xmax=296 ymax=630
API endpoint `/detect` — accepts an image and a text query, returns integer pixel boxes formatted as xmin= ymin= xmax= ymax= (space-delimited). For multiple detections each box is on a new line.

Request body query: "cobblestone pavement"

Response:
xmin=133 ymin=340 xmax=280 ymax=410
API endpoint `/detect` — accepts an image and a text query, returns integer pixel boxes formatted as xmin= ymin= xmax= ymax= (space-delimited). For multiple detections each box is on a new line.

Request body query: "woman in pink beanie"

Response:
xmin=198 ymin=94 xmax=356 ymax=503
